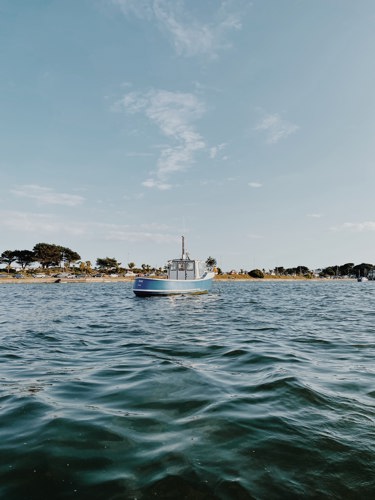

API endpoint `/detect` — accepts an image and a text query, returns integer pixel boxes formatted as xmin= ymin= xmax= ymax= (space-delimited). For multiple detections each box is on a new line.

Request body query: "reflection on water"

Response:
xmin=1 ymin=281 xmax=375 ymax=498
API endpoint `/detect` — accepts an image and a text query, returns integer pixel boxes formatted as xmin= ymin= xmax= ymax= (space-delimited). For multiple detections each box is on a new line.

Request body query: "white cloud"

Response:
xmin=95 ymin=222 xmax=178 ymax=243
xmin=11 ymin=185 xmax=85 ymax=207
xmin=200 ymin=176 xmax=238 ymax=186
xmin=248 ymin=182 xmax=262 ymax=188
xmin=142 ymin=178 xmax=172 ymax=190
xmin=0 ymin=210 xmax=178 ymax=243
xmin=209 ymin=142 xmax=227 ymax=159
xmin=307 ymin=213 xmax=323 ymax=218
xmin=112 ymin=0 xmax=244 ymax=58
xmin=111 ymin=0 xmax=155 ymax=20
xmin=0 ymin=210 xmax=86 ymax=235
xmin=255 ymin=113 xmax=299 ymax=144
xmin=116 ymin=89 xmax=205 ymax=188
xmin=332 ymin=221 xmax=375 ymax=232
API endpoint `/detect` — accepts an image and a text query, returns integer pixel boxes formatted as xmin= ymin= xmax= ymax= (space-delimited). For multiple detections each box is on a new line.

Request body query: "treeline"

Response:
xmin=273 ymin=263 xmax=374 ymax=277
xmin=0 ymin=243 xmax=81 ymax=272
xmin=218 ymin=262 xmax=374 ymax=278
xmin=0 ymin=243 xmax=121 ymax=273
xmin=241 ymin=262 xmax=374 ymax=279
xmin=318 ymin=263 xmax=374 ymax=277
xmin=0 ymin=243 xmax=162 ymax=274
xmin=1 ymin=244 xmax=374 ymax=278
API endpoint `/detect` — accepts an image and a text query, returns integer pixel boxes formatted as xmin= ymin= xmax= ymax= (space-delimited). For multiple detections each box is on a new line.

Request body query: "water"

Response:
xmin=1 ymin=281 xmax=375 ymax=499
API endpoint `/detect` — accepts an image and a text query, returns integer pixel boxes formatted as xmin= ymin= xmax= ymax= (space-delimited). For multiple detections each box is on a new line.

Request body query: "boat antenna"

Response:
xmin=181 ymin=235 xmax=185 ymax=259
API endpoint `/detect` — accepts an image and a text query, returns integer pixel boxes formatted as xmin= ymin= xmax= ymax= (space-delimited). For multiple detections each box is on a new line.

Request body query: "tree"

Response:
xmin=339 ymin=263 xmax=354 ymax=276
xmin=33 ymin=243 xmax=62 ymax=268
xmin=96 ymin=257 xmax=121 ymax=272
xmin=0 ymin=250 xmax=17 ymax=273
xmin=297 ymin=266 xmax=310 ymax=275
xmin=352 ymin=263 xmax=374 ymax=278
xmin=248 ymin=269 xmax=264 ymax=279
xmin=60 ymin=247 xmax=80 ymax=268
xmin=274 ymin=267 xmax=285 ymax=275
xmin=141 ymin=263 xmax=151 ymax=273
xmin=128 ymin=262 xmax=135 ymax=270
xmin=321 ymin=266 xmax=336 ymax=277
xmin=206 ymin=256 xmax=217 ymax=269
xmin=32 ymin=243 xmax=80 ymax=269
xmin=14 ymin=250 xmax=36 ymax=269
xmin=285 ymin=267 xmax=297 ymax=276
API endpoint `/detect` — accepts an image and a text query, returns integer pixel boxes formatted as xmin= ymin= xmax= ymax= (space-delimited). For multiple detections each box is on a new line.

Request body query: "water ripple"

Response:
xmin=1 ymin=281 xmax=375 ymax=498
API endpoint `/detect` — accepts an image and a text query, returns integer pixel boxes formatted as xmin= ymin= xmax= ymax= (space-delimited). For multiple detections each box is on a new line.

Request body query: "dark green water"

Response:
xmin=1 ymin=281 xmax=374 ymax=499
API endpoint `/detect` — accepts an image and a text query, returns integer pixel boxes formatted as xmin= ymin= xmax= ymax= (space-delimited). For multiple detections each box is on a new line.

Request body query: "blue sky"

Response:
xmin=1 ymin=0 xmax=375 ymax=271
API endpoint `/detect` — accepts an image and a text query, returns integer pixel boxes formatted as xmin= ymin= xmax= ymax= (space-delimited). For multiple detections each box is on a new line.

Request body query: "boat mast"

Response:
xmin=181 ymin=235 xmax=185 ymax=259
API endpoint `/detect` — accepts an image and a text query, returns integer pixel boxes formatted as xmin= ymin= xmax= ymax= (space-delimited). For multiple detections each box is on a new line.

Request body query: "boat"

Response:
xmin=358 ymin=276 xmax=368 ymax=282
xmin=133 ymin=237 xmax=215 ymax=297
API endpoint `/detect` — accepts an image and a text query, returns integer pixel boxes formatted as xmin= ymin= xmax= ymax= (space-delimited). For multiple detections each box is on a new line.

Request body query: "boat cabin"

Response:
xmin=167 ymin=258 xmax=206 ymax=280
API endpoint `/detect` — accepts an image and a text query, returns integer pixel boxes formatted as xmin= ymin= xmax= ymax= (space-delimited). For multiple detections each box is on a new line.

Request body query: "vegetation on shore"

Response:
xmin=0 ymin=243 xmax=374 ymax=279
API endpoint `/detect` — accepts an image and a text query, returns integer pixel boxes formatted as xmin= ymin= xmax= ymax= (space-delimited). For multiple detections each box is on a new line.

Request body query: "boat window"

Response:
xmin=198 ymin=262 xmax=206 ymax=276
xmin=171 ymin=260 xmax=194 ymax=272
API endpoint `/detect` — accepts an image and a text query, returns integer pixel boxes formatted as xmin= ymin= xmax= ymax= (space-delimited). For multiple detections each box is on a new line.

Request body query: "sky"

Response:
xmin=1 ymin=0 xmax=375 ymax=271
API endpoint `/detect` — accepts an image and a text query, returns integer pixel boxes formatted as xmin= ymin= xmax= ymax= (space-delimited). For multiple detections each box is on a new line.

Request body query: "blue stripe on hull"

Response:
xmin=133 ymin=276 xmax=213 ymax=297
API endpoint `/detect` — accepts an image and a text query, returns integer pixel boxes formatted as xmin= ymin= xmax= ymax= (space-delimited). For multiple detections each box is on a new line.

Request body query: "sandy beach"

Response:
xmin=0 ymin=276 xmax=135 ymax=284
xmin=0 ymin=276 xmax=348 ymax=284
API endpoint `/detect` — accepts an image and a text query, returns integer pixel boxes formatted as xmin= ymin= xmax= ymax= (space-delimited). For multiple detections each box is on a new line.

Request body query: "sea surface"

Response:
xmin=1 ymin=280 xmax=375 ymax=499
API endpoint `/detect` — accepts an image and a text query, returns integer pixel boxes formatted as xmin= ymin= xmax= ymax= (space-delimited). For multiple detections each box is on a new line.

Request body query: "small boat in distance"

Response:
xmin=133 ymin=236 xmax=215 ymax=297
xmin=358 ymin=276 xmax=368 ymax=282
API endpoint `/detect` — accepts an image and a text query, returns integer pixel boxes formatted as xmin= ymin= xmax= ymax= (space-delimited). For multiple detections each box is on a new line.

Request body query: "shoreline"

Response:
xmin=0 ymin=276 xmax=358 ymax=284
xmin=0 ymin=277 xmax=134 ymax=284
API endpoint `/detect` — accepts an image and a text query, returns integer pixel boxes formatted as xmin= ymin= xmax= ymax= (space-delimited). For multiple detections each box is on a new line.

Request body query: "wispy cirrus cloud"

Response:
xmin=99 ymin=223 xmax=177 ymax=243
xmin=141 ymin=178 xmax=172 ymax=190
xmin=112 ymin=0 xmax=244 ymax=58
xmin=0 ymin=210 xmax=86 ymax=235
xmin=114 ymin=89 xmax=206 ymax=189
xmin=11 ymin=185 xmax=85 ymax=207
xmin=255 ymin=112 xmax=299 ymax=144
xmin=307 ymin=213 xmax=323 ymax=218
xmin=209 ymin=142 xmax=227 ymax=159
xmin=248 ymin=182 xmax=262 ymax=188
xmin=0 ymin=210 xmax=178 ymax=243
xmin=331 ymin=221 xmax=375 ymax=232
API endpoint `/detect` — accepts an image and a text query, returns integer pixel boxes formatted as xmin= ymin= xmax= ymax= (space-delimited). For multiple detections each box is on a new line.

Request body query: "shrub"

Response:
xmin=248 ymin=269 xmax=264 ymax=279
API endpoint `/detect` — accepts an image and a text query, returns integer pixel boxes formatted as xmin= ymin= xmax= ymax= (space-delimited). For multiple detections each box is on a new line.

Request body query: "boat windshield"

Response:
xmin=170 ymin=260 xmax=194 ymax=271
